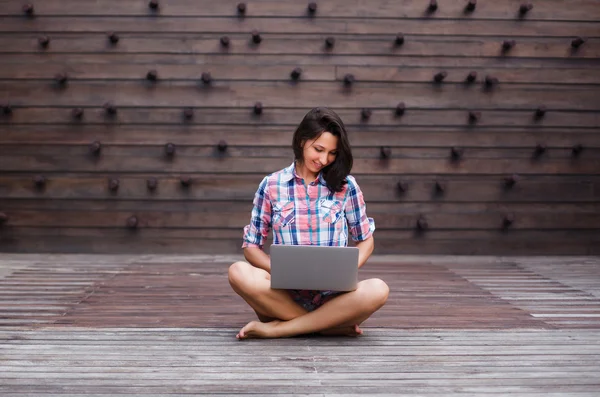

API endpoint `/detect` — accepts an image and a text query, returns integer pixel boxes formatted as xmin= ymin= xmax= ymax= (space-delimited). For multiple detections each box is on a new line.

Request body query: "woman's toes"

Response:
xmin=236 ymin=322 xmax=255 ymax=340
xmin=237 ymin=320 xmax=281 ymax=339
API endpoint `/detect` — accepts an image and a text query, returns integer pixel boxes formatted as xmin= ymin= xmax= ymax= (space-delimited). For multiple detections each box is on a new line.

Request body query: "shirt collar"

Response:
xmin=282 ymin=162 xmax=327 ymax=186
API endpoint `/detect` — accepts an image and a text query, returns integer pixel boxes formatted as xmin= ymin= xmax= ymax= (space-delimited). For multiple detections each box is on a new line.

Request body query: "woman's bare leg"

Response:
xmin=236 ymin=278 xmax=389 ymax=339
xmin=228 ymin=261 xmax=307 ymax=321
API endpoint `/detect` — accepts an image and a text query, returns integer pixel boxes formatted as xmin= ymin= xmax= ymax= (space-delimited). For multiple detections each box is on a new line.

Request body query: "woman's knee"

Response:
xmin=358 ymin=278 xmax=389 ymax=309
xmin=228 ymin=261 xmax=252 ymax=289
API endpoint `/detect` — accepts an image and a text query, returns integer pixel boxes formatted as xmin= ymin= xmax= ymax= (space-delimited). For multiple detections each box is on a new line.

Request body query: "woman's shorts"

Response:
xmin=288 ymin=289 xmax=344 ymax=312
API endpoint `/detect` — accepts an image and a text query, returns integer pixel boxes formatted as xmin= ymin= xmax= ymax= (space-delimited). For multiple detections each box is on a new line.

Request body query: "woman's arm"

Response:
xmin=243 ymin=247 xmax=272 ymax=273
xmin=355 ymin=236 xmax=374 ymax=269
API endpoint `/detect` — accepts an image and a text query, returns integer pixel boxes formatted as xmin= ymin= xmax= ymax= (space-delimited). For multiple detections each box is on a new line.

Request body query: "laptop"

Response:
xmin=270 ymin=245 xmax=359 ymax=291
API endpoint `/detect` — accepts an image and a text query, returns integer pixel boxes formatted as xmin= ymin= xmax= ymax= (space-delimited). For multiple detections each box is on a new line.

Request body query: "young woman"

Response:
xmin=228 ymin=107 xmax=389 ymax=339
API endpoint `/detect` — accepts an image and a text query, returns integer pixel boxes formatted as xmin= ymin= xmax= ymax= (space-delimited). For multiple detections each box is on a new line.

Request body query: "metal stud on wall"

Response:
xmin=72 ymin=108 xmax=84 ymax=120
xmin=519 ymin=3 xmax=533 ymax=16
xmin=108 ymin=32 xmax=119 ymax=44
xmin=103 ymin=102 xmax=117 ymax=116
xmin=180 ymin=176 xmax=192 ymax=188
xmin=127 ymin=215 xmax=139 ymax=229
xmin=147 ymin=177 xmax=158 ymax=192
xmin=33 ymin=175 xmax=46 ymax=190
xmin=465 ymin=0 xmax=477 ymax=12
xmin=504 ymin=174 xmax=519 ymax=189
xmin=38 ymin=35 xmax=50 ymax=48
xmin=1 ymin=103 xmax=12 ymax=116
xmin=22 ymin=4 xmax=34 ymax=16
xmin=89 ymin=141 xmax=102 ymax=156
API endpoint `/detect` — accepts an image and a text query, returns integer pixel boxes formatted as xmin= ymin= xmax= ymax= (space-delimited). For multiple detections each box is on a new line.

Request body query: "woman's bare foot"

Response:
xmin=319 ymin=324 xmax=363 ymax=337
xmin=236 ymin=320 xmax=282 ymax=340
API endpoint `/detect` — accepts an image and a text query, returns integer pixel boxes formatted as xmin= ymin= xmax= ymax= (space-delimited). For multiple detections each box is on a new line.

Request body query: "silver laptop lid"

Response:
xmin=270 ymin=245 xmax=358 ymax=291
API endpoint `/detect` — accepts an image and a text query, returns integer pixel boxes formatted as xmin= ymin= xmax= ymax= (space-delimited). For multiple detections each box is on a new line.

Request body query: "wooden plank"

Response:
xmin=0 ymin=385 xmax=598 ymax=394
xmin=0 ymin=61 xmax=336 ymax=81
xmin=0 ymin=175 xmax=599 ymax=202
xmin=3 ymin=197 xmax=600 ymax=215
xmin=1 ymin=144 xmax=598 ymax=161
xmin=3 ymin=53 xmax=599 ymax=69
xmin=1 ymin=36 xmax=598 ymax=59
xmin=1 ymin=154 xmax=598 ymax=174
xmin=335 ymin=66 xmax=600 ymax=85
xmin=1 ymin=0 xmax=599 ymax=21
xmin=1 ymin=107 xmax=599 ymax=127
xmin=1 ymin=377 xmax=600 ymax=388
xmin=6 ymin=343 xmax=600 ymax=354
xmin=1 ymin=208 xmax=599 ymax=230
xmin=1 ymin=126 xmax=598 ymax=148
xmin=1 ymin=17 xmax=598 ymax=37
xmin=0 ymin=366 xmax=594 ymax=378
xmin=3 ymin=81 xmax=600 ymax=109
xmin=2 ymin=365 xmax=600 ymax=375
xmin=0 ymin=390 xmax=599 ymax=397
xmin=2 ymin=229 xmax=598 ymax=255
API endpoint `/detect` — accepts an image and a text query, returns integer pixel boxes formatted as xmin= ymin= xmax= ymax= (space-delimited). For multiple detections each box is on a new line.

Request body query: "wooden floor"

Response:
xmin=1 ymin=254 xmax=600 ymax=396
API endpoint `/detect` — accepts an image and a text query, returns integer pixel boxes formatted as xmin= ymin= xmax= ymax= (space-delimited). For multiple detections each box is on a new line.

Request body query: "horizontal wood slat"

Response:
xmin=1 ymin=229 xmax=598 ymax=255
xmin=1 ymin=126 xmax=597 ymax=146
xmin=1 ymin=36 xmax=598 ymax=59
xmin=4 ymin=53 xmax=598 ymax=69
xmin=1 ymin=208 xmax=599 ymax=230
xmin=3 ymin=81 xmax=600 ymax=109
xmin=1 ymin=156 xmax=598 ymax=175
xmin=4 ymin=199 xmax=600 ymax=214
xmin=2 ymin=63 xmax=600 ymax=86
xmin=2 ymin=108 xmax=599 ymax=127
xmin=1 ymin=0 xmax=599 ymax=21
xmin=1 ymin=17 xmax=598 ymax=37
xmin=1 ymin=144 xmax=598 ymax=159
xmin=2 ymin=176 xmax=598 ymax=202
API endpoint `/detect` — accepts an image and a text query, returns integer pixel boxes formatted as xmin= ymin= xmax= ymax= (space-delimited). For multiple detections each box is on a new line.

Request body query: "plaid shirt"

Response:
xmin=242 ymin=162 xmax=375 ymax=249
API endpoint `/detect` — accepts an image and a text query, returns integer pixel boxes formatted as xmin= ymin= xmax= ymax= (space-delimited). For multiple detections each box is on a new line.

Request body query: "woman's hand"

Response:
xmin=243 ymin=247 xmax=272 ymax=273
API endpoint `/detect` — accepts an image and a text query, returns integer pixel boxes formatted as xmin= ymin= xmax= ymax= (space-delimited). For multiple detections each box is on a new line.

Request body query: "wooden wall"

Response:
xmin=0 ymin=0 xmax=599 ymax=255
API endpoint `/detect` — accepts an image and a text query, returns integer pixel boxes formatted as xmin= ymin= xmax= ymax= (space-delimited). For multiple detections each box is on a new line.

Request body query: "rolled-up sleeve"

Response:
xmin=242 ymin=176 xmax=272 ymax=249
xmin=344 ymin=176 xmax=375 ymax=242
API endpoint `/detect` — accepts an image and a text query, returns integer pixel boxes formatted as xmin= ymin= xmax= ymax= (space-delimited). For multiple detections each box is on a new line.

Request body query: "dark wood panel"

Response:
xmin=0 ymin=60 xmax=336 ymax=81
xmin=1 ymin=154 xmax=598 ymax=175
xmin=1 ymin=207 xmax=598 ymax=230
xmin=1 ymin=126 xmax=597 ymax=147
xmin=1 ymin=17 xmax=598 ymax=37
xmin=1 ymin=175 xmax=598 ymax=202
xmin=2 ymin=62 xmax=600 ymax=85
xmin=2 ymin=36 xmax=598 ymax=59
xmin=345 ymin=19 xmax=600 ymax=37
xmin=2 ymin=0 xmax=599 ymax=21
xmin=335 ymin=66 xmax=600 ymax=85
xmin=4 ymin=53 xmax=599 ymax=69
xmin=1 ymin=228 xmax=597 ymax=255
xmin=2 ymin=107 xmax=599 ymax=128
xmin=4 ymin=81 xmax=600 ymax=109
xmin=1 ymin=144 xmax=597 ymax=159
xmin=4 ymin=198 xmax=600 ymax=213
xmin=1 ymin=0 xmax=597 ymax=257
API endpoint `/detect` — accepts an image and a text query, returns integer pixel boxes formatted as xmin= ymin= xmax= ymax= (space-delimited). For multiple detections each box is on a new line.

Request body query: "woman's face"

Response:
xmin=302 ymin=131 xmax=339 ymax=174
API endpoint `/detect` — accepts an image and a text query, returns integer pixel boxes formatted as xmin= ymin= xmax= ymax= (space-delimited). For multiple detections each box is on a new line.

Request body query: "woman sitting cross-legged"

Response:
xmin=228 ymin=107 xmax=389 ymax=339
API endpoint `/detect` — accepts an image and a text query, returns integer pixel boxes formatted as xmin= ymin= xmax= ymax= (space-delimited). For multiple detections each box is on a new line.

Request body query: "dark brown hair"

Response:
xmin=292 ymin=107 xmax=353 ymax=193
